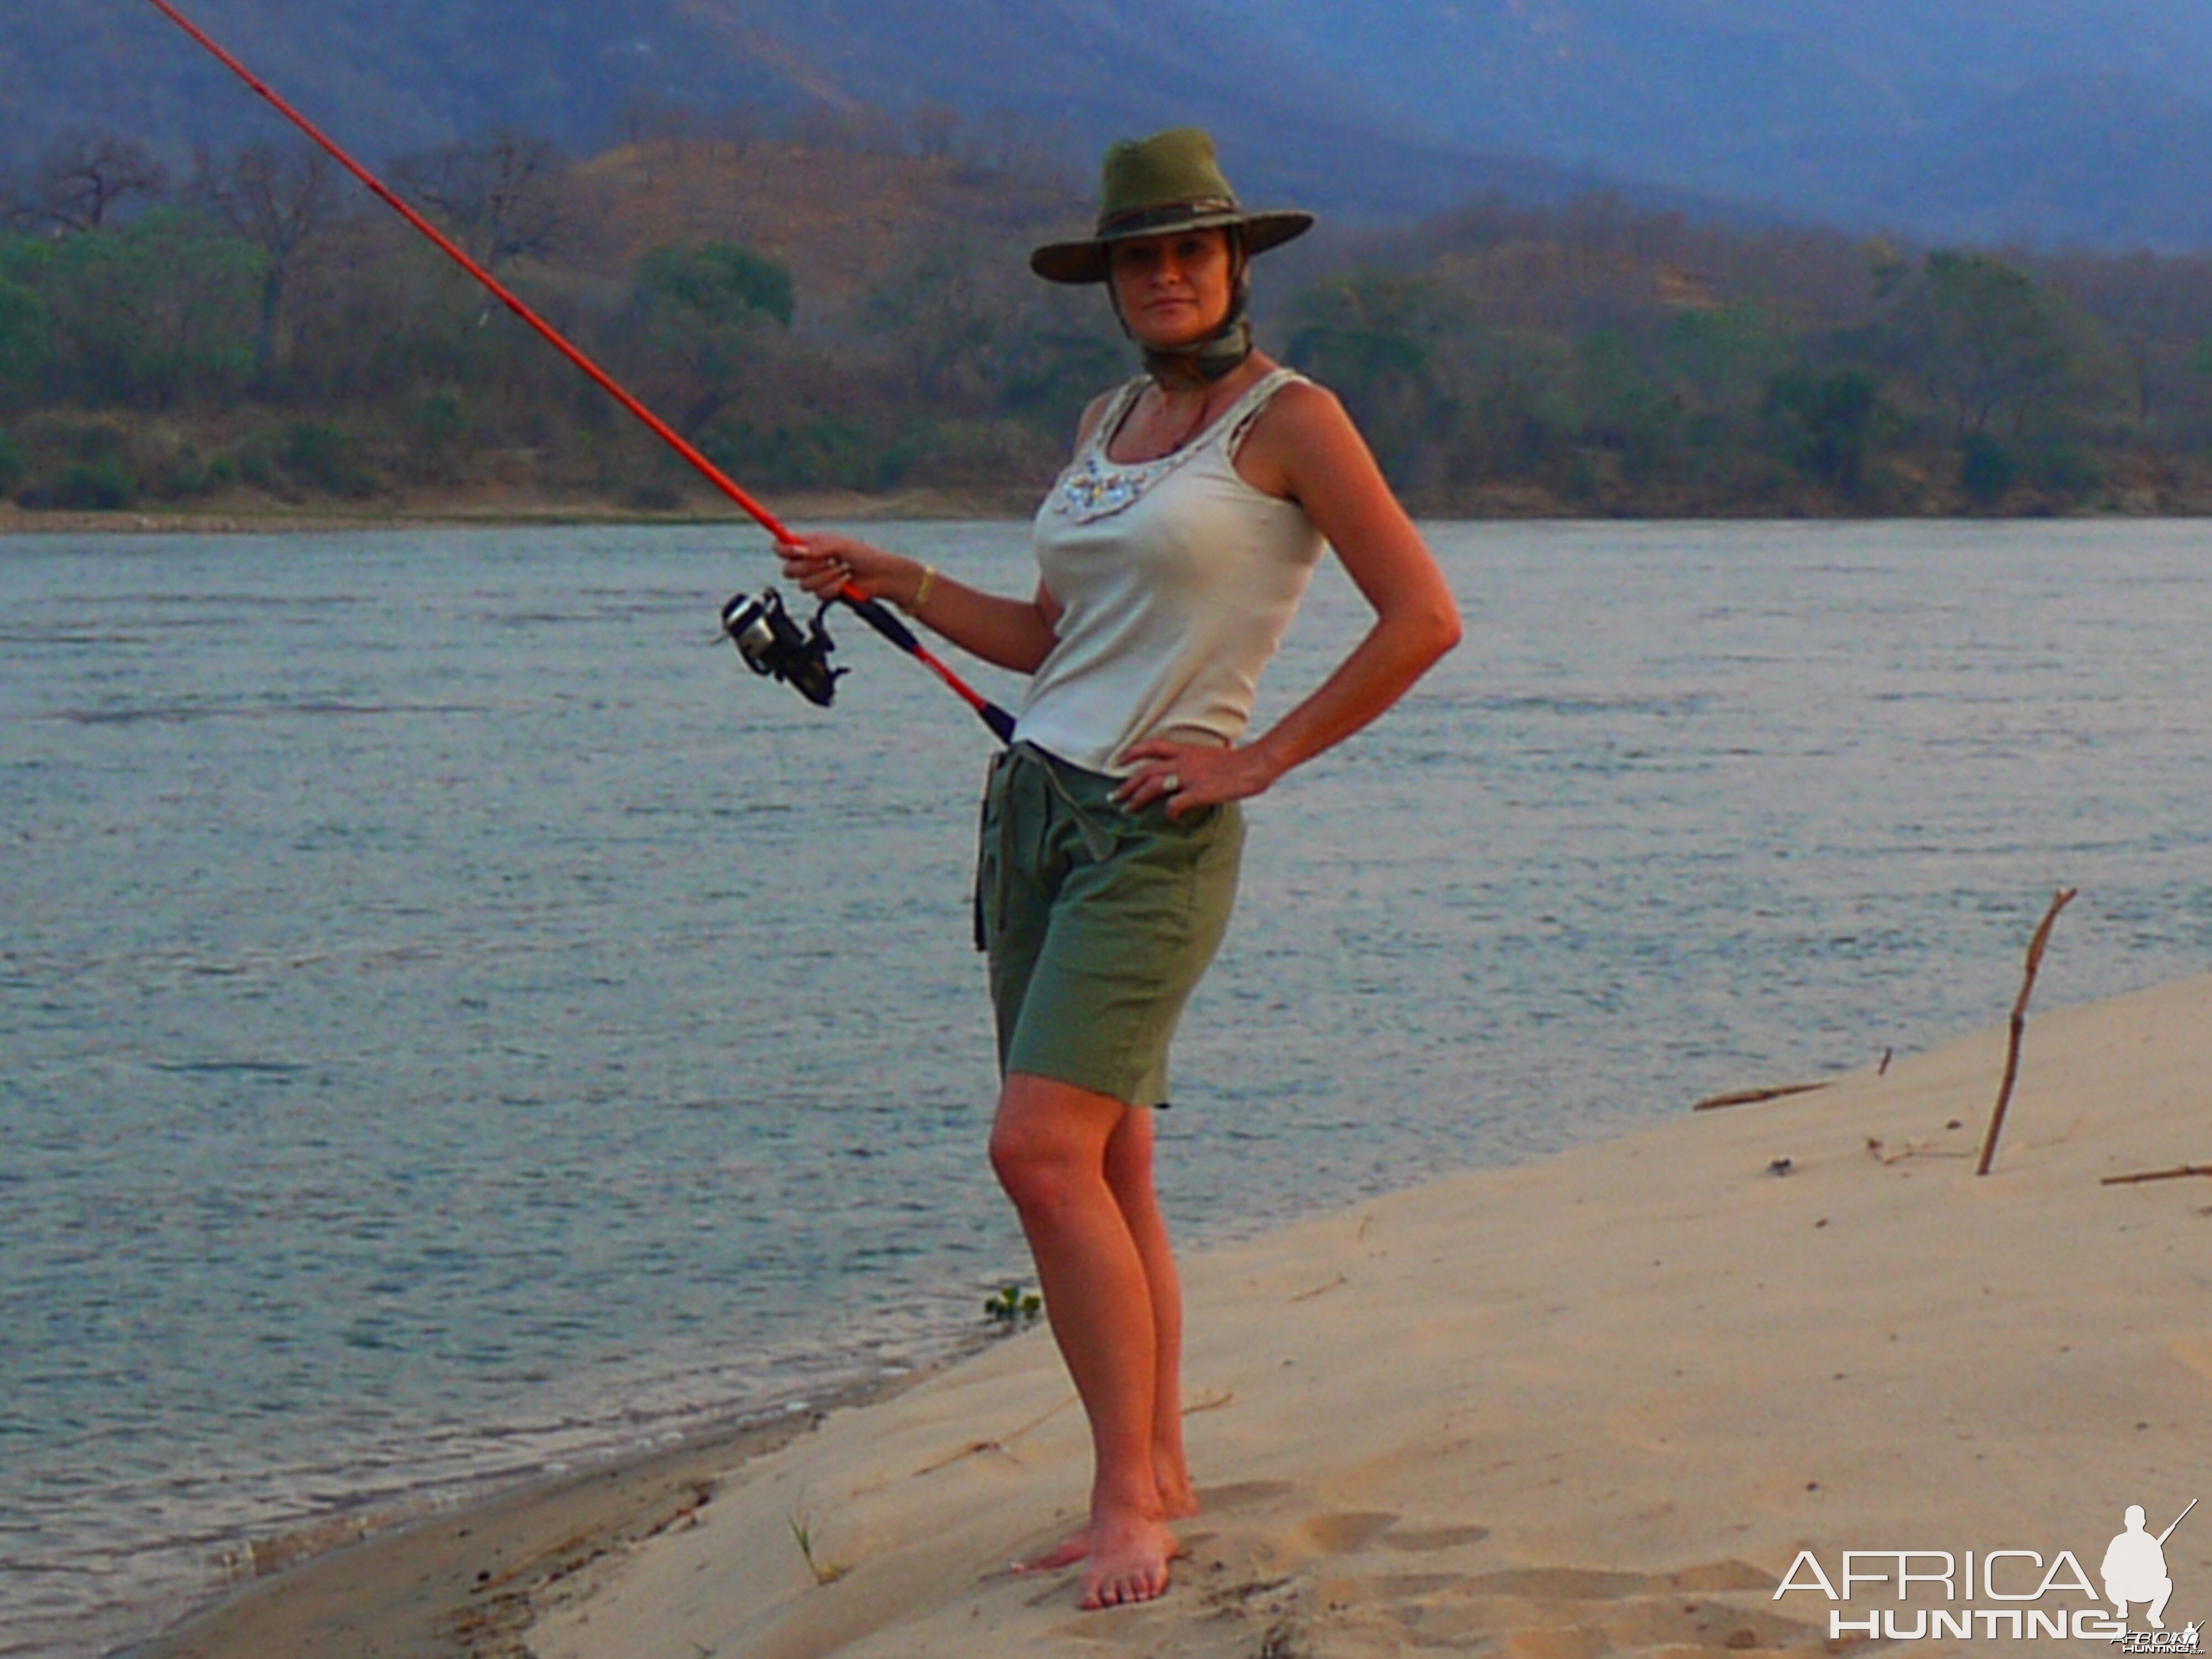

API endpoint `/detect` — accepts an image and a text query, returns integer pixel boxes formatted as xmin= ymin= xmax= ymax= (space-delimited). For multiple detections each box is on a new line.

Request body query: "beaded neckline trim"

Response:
xmin=1045 ymin=372 xmax=1290 ymax=525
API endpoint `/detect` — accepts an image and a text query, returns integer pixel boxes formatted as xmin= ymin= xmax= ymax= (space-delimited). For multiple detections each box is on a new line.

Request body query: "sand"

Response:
xmin=150 ymin=974 xmax=2212 ymax=1657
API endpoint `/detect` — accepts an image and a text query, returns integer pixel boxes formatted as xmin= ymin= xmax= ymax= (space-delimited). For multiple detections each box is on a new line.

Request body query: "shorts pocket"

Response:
xmin=973 ymin=752 xmax=1011 ymax=952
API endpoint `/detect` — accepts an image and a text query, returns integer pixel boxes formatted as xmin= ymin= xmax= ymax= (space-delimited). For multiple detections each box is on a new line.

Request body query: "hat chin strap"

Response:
xmin=1144 ymin=311 xmax=1251 ymax=384
xmin=1112 ymin=239 xmax=1255 ymax=386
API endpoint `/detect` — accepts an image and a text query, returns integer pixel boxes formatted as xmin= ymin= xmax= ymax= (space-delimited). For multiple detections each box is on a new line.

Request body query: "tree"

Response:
xmin=1658 ymin=305 xmax=1785 ymax=416
xmin=1573 ymin=328 xmax=1678 ymax=483
xmin=0 ymin=238 xmax=56 ymax=409
xmin=190 ymin=141 xmax=346 ymax=386
xmin=390 ymin=131 xmax=571 ymax=270
xmin=635 ymin=242 xmax=792 ymax=330
xmin=1287 ymin=276 xmax=1438 ymax=486
xmin=864 ymin=241 xmax=1001 ymax=405
xmin=12 ymin=132 xmax=170 ymax=232
xmin=1764 ymin=366 xmax=1887 ymax=495
xmin=1911 ymin=252 xmax=2074 ymax=439
xmin=40 ymin=209 xmax=264 ymax=407
xmin=631 ymin=241 xmax=795 ymax=437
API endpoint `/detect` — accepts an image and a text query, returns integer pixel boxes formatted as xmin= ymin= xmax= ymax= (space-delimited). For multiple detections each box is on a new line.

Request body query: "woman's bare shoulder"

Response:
xmin=1261 ymin=373 xmax=1350 ymax=432
xmin=1072 ymin=384 xmax=1134 ymax=451
xmin=1236 ymin=373 xmax=1361 ymax=497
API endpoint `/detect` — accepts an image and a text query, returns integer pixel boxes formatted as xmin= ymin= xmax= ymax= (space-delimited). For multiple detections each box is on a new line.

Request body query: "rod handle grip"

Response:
xmin=845 ymin=593 xmax=920 ymax=651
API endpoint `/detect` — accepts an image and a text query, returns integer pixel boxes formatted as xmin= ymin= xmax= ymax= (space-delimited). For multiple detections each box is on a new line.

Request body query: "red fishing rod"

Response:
xmin=142 ymin=0 xmax=1015 ymax=743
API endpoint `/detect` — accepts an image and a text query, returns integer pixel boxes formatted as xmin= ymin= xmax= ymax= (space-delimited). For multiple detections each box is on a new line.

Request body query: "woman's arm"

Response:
xmin=1117 ymin=380 xmax=1461 ymax=815
xmin=779 ymin=533 xmax=1061 ymax=676
xmin=776 ymin=391 xmax=1117 ymax=678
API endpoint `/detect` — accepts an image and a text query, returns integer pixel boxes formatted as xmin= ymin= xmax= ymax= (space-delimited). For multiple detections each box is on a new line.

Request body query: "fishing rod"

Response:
xmin=140 ymin=0 xmax=1015 ymax=744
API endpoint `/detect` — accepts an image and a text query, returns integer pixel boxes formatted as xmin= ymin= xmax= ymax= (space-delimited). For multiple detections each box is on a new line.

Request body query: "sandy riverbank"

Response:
xmin=145 ymin=974 xmax=2211 ymax=1657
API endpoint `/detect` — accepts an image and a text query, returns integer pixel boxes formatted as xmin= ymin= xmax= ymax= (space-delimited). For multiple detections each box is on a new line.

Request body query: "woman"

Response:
xmin=780 ymin=128 xmax=1459 ymax=1610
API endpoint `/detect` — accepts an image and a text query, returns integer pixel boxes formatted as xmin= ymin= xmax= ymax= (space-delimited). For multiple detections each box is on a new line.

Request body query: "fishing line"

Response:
xmin=139 ymin=0 xmax=1015 ymax=743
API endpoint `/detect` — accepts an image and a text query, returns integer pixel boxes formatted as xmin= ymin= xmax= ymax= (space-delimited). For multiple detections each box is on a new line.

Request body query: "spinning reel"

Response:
xmin=719 ymin=588 xmax=845 ymax=708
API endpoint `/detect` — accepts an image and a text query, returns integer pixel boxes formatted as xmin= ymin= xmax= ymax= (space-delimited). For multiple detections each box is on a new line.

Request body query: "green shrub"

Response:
xmin=1764 ymin=367 xmax=1887 ymax=495
xmin=634 ymin=243 xmax=795 ymax=330
xmin=52 ymin=458 xmax=139 ymax=510
xmin=281 ymin=421 xmax=375 ymax=497
xmin=71 ymin=422 xmax=127 ymax=462
xmin=2028 ymin=443 xmax=2101 ymax=500
xmin=703 ymin=419 xmax=890 ymax=492
xmin=1959 ymin=434 xmax=2017 ymax=506
xmin=0 ymin=430 xmax=24 ymax=495
xmin=235 ymin=444 xmax=281 ymax=493
xmin=406 ymin=388 xmax=469 ymax=482
xmin=623 ymin=479 xmax=684 ymax=512
xmin=156 ymin=447 xmax=221 ymax=499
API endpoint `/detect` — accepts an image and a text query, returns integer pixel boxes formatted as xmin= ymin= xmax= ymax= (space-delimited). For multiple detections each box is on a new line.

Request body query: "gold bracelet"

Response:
xmin=906 ymin=564 xmax=938 ymax=616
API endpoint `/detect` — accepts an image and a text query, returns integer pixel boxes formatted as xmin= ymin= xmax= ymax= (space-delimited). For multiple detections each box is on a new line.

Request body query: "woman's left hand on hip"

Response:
xmin=1112 ymin=739 xmax=1277 ymax=819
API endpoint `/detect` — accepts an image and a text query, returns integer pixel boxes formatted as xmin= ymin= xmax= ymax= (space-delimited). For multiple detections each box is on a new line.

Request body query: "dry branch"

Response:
xmin=1693 ymin=1082 xmax=1832 ymax=1113
xmin=1975 ymin=887 xmax=2077 ymax=1176
xmin=910 ymin=1395 xmax=1074 ymax=1478
xmin=2100 ymin=1164 xmax=2212 ymax=1187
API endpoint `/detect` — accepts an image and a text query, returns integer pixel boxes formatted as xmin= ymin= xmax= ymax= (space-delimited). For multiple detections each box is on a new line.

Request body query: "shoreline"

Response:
xmin=122 ymin=972 xmax=2212 ymax=1657
xmin=9 ymin=494 xmax=2212 ymax=539
xmin=123 ymin=1365 xmax=951 ymax=1659
xmin=0 ymin=488 xmax=1040 ymax=539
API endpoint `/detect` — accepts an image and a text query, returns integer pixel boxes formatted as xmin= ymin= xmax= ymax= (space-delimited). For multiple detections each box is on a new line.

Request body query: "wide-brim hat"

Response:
xmin=1030 ymin=128 xmax=1314 ymax=285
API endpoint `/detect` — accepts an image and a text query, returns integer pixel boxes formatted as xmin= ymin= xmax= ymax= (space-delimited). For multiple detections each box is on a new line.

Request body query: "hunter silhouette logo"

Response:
xmin=1772 ymin=1498 xmax=2199 ymax=1647
xmin=2105 ymin=1501 xmax=2190 ymax=1628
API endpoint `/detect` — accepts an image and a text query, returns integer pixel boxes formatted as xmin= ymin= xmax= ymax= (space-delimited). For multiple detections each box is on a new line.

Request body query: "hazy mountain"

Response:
xmin=1218 ymin=0 xmax=2212 ymax=245
xmin=11 ymin=0 xmax=2212 ymax=248
xmin=5 ymin=0 xmax=1697 ymax=225
xmin=1871 ymin=71 xmax=2212 ymax=248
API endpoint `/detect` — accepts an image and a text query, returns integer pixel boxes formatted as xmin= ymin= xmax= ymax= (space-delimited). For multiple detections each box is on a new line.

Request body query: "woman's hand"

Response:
xmin=780 ymin=534 xmax=1062 ymax=675
xmin=777 ymin=533 xmax=921 ymax=608
xmin=1113 ymin=738 xmax=1281 ymax=820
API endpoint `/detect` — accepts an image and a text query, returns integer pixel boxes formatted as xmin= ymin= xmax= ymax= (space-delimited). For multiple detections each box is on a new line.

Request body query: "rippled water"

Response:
xmin=3 ymin=520 xmax=2208 ymax=1656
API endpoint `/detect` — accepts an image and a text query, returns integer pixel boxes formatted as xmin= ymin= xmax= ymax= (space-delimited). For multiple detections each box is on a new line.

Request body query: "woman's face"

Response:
xmin=1108 ymin=228 xmax=1235 ymax=351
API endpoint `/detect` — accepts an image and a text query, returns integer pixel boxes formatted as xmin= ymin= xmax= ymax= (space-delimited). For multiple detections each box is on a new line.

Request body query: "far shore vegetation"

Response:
xmin=5 ymin=112 xmax=2212 ymax=523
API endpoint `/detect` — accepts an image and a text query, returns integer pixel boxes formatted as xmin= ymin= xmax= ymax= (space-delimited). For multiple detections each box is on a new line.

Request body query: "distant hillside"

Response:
xmin=12 ymin=0 xmax=2212 ymax=249
xmin=8 ymin=124 xmax=2212 ymax=523
xmin=574 ymin=139 xmax=1081 ymax=315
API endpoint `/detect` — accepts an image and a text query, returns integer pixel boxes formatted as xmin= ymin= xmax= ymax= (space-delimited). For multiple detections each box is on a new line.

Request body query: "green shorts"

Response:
xmin=976 ymin=742 xmax=1244 ymax=1109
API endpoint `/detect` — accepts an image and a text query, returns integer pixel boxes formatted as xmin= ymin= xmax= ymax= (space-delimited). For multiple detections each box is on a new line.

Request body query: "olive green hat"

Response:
xmin=1030 ymin=128 xmax=1315 ymax=285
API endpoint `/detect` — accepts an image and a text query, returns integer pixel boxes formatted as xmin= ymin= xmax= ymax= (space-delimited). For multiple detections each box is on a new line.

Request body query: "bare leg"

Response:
xmin=991 ymin=1073 xmax=1180 ymax=1609
xmin=1102 ymin=1106 xmax=1196 ymax=1520
xmin=1015 ymin=1104 xmax=1197 ymax=1574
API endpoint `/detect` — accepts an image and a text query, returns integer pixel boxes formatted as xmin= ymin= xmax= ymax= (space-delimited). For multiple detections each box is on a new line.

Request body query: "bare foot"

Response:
xmin=1010 ymin=1465 xmax=1199 ymax=1573
xmin=1010 ymin=1526 xmax=1091 ymax=1574
xmin=1155 ymin=1458 xmax=1198 ymax=1520
xmin=1079 ymin=1511 xmax=1180 ymax=1610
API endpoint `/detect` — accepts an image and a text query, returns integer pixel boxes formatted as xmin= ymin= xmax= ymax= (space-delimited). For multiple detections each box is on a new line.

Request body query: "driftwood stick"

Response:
xmin=2100 ymin=1164 xmax=2212 ymax=1187
xmin=1975 ymin=887 xmax=2078 ymax=1177
xmin=1692 ymin=1082 xmax=1833 ymax=1113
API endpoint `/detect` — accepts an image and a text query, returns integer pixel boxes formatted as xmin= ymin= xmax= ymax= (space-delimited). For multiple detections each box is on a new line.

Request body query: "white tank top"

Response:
xmin=1016 ymin=368 xmax=1326 ymax=776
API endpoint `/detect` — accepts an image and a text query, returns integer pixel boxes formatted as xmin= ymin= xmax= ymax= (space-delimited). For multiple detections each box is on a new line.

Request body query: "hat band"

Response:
xmin=1094 ymin=197 xmax=1241 ymax=239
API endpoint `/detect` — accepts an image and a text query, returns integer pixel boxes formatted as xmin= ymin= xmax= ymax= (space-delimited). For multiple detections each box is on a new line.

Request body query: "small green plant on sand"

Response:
xmin=786 ymin=1499 xmax=848 ymax=1585
xmin=984 ymin=1283 xmax=1042 ymax=1329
